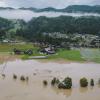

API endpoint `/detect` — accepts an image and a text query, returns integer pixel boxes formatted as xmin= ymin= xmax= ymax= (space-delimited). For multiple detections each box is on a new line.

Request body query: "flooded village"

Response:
xmin=0 ymin=1 xmax=100 ymax=100
xmin=0 ymin=39 xmax=100 ymax=100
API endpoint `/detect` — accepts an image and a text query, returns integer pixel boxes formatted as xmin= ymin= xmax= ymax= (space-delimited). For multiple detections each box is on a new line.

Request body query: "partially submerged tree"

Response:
xmin=58 ymin=77 xmax=72 ymax=89
xmin=51 ymin=77 xmax=59 ymax=86
xmin=1 ymin=74 xmax=6 ymax=78
xmin=90 ymin=79 xmax=94 ymax=86
xmin=80 ymin=77 xmax=88 ymax=87
xmin=13 ymin=74 xmax=17 ymax=79
xmin=20 ymin=76 xmax=26 ymax=81
xmin=43 ymin=80 xmax=48 ymax=86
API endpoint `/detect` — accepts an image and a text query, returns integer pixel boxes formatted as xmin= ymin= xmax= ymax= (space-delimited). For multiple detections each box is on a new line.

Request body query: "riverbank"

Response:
xmin=0 ymin=53 xmax=18 ymax=64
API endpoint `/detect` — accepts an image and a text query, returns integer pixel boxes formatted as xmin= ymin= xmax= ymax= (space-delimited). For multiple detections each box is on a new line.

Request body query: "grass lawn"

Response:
xmin=0 ymin=43 xmax=35 ymax=52
xmin=48 ymin=49 xmax=84 ymax=62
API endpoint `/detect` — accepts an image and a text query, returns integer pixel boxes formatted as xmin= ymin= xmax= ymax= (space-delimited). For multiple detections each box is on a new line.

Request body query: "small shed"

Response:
xmin=13 ymin=48 xmax=23 ymax=55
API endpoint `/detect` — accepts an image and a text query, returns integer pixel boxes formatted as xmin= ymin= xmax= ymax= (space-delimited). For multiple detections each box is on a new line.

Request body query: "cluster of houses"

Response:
xmin=43 ymin=32 xmax=68 ymax=39
xmin=40 ymin=46 xmax=56 ymax=55
xmin=43 ymin=32 xmax=100 ymax=48
xmin=13 ymin=48 xmax=33 ymax=55
xmin=13 ymin=44 xmax=57 ymax=56
xmin=0 ymin=39 xmax=20 ymax=43
xmin=34 ymin=42 xmax=57 ymax=55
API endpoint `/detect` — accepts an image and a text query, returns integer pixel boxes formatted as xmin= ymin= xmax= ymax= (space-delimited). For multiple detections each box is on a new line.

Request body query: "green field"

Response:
xmin=0 ymin=43 xmax=100 ymax=63
xmin=0 ymin=43 xmax=35 ymax=52
xmin=48 ymin=49 xmax=84 ymax=61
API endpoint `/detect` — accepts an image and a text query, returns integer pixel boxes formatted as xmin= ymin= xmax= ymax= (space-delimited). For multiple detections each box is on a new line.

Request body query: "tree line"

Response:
xmin=16 ymin=16 xmax=100 ymax=41
xmin=0 ymin=16 xmax=100 ymax=43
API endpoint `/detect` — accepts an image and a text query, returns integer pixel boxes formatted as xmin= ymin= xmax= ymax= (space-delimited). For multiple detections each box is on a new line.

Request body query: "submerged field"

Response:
xmin=0 ymin=43 xmax=100 ymax=63
xmin=0 ymin=60 xmax=100 ymax=100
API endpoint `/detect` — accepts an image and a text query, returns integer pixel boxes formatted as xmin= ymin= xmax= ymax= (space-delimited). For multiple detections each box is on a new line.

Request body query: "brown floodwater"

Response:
xmin=0 ymin=60 xmax=100 ymax=100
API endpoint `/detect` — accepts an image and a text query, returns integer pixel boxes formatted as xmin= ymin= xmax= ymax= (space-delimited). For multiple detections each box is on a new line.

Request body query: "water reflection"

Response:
xmin=52 ymin=86 xmax=72 ymax=97
xmin=79 ymin=87 xmax=88 ymax=93
xmin=17 ymin=79 xmax=29 ymax=86
xmin=90 ymin=86 xmax=94 ymax=90
xmin=98 ymin=84 xmax=100 ymax=88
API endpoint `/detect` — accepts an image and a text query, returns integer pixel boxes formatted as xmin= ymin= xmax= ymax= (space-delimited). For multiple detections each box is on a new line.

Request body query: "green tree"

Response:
xmin=90 ymin=79 xmax=94 ymax=86
xmin=80 ymin=77 xmax=88 ymax=87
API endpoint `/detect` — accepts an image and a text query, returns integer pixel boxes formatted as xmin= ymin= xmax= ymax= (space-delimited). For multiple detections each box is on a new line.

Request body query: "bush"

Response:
xmin=80 ymin=78 xmax=88 ymax=87
xmin=58 ymin=77 xmax=72 ymax=89
xmin=20 ymin=76 xmax=25 ymax=81
xmin=51 ymin=77 xmax=59 ymax=86
xmin=90 ymin=79 xmax=94 ymax=86
xmin=56 ymin=79 xmax=60 ymax=84
xmin=13 ymin=74 xmax=17 ymax=79
xmin=43 ymin=80 xmax=48 ymax=86
xmin=63 ymin=77 xmax=72 ymax=89
xmin=58 ymin=82 xmax=66 ymax=89
xmin=2 ymin=74 xmax=5 ymax=78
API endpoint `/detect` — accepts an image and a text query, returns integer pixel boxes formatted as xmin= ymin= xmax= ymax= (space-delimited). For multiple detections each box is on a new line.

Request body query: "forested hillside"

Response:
xmin=0 ymin=17 xmax=25 ymax=40
xmin=1 ymin=5 xmax=100 ymax=13
xmin=0 ymin=17 xmax=12 ymax=39
xmin=16 ymin=16 xmax=100 ymax=40
xmin=0 ymin=16 xmax=100 ymax=41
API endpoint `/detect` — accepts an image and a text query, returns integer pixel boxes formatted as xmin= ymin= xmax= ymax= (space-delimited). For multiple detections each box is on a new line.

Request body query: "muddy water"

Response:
xmin=0 ymin=60 xmax=100 ymax=100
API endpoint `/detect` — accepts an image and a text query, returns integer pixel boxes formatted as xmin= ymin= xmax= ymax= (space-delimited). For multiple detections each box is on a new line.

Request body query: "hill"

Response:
xmin=19 ymin=5 xmax=100 ymax=13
